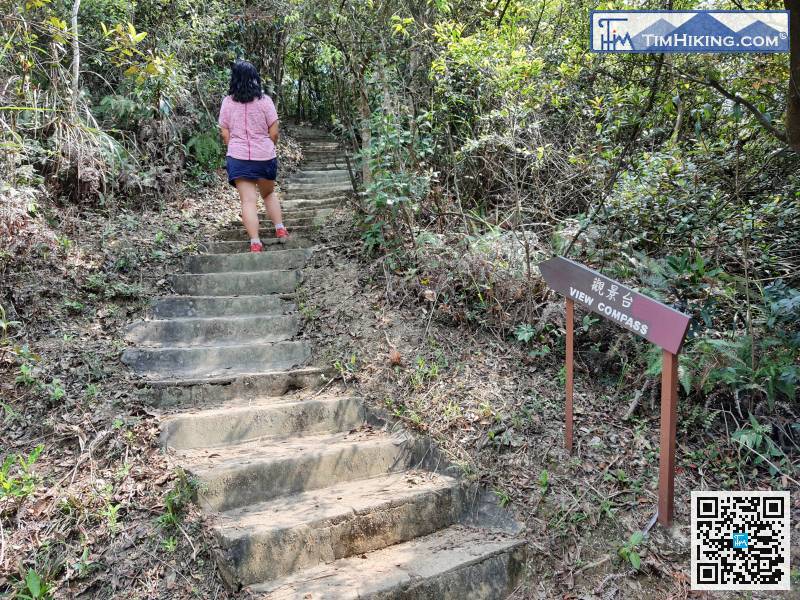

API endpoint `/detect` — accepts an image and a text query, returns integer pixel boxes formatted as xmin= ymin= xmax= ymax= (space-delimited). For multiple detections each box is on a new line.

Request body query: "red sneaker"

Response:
xmin=250 ymin=241 xmax=263 ymax=253
xmin=276 ymin=228 xmax=289 ymax=242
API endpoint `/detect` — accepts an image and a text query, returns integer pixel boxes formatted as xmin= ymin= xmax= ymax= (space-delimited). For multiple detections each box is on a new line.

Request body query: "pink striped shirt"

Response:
xmin=218 ymin=95 xmax=279 ymax=161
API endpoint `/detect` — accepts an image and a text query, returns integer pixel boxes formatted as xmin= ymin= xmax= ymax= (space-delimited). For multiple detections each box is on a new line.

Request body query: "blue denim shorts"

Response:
xmin=226 ymin=156 xmax=278 ymax=186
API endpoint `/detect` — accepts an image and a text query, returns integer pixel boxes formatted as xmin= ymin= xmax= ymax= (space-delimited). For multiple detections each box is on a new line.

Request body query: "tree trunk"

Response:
xmin=296 ymin=76 xmax=303 ymax=120
xmin=358 ymin=85 xmax=372 ymax=185
xmin=786 ymin=0 xmax=800 ymax=151
xmin=275 ymin=33 xmax=286 ymax=109
xmin=70 ymin=0 xmax=81 ymax=110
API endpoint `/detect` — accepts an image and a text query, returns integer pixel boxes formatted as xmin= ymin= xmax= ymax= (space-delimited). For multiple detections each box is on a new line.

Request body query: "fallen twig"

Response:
xmin=574 ymin=553 xmax=611 ymax=575
xmin=552 ymin=455 xmax=621 ymax=529
xmin=734 ymin=439 xmax=800 ymax=487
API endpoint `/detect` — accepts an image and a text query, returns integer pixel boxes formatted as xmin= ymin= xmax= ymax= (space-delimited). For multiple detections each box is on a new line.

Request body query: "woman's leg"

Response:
xmin=256 ymin=179 xmax=284 ymax=229
xmin=235 ymin=179 xmax=261 ymax=239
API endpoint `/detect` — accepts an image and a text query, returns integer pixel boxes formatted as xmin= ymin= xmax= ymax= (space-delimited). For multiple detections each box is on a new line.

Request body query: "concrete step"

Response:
xmin=294 ymin=166 xmax=348 ymax=172
xmin=214 ymin=471 xmax=464 ymax=588
xmin=286 ymin=183 xmax=352 ymax=194
xmin=151 ymin=295 xmax=292 ymax=319
xmin=288 ymin=170 xmax=349 ymax=181
xmin=283 ymin=187 xmax=351 ymax=200
xmin=285 ymin=215 xmax=330 ymax=228
xmin=289 ymin=128 xmax=334 ymax=135
xmin=291 ymin=131 xmax=335 ymax=136
xmin=161 ymin=395 xmax=364 ymax=449
xmin=302 ymin=147 xmax=342 ymax=153
xmin=199 ymin=238 xmax=309 ymax=253
xmin=288 ymin=168 xmax=350 ymax=180
xmin=280 ymin=226 xmax=317 ymax=234
xmin=300 ymin=159 xmax=346 ymax=166
xmin=125 ymin=314 xmax=299 ymax=347
xmin=299 ymin=140 xmax=339 ymax=145
xmin=283 ymin=197 xmax=347 ymax=209
xmin=302 ymin=150 xmax=342 ymax=157
xmin=217 ymin=228 xmax=316 ymax=243
xmin=143 ymin=367 xmax=328 ymax=408
xmin=200 ymin=241 xmax=283 ymax=255
xmin=285 ymin=211 xmax=329 ymax=222
xmin=278 ymin=207 xmax=335 ymax=221
xmin=286 ymin=177 xmax=350 ymax=187
xmin=171 ymin=270 xmax=302 ymax=296
xmin=227 ymin=212 xmax=332 ymax=229
xmin=122 ymin=339 xmax=310 ymax=380
xmin=200 ymin=239 xmax=311 ymax=255
xmin=178 ymin=429 xmax=415 ymax=511
xmin=291 ymin=134 xmax=336 ymax=140
xmin=300 ymin=157 xmax=344 ymax=165
xmin=282 ymin=178 xmax=345 ymax=186
xmin=248 ymin=525 xmax=526 ymax=599
xmin=302 ymin=156 xmax=344 ymax=161
xmin=186 ymin=249 xmax=310 ymax=274
xmin=282 ymin=197 xmax=345 ymax=210
xmin=290 ymin=128 xmax=333 ymax=135
xmin=299 ymin=163 xmax=347 ymax=171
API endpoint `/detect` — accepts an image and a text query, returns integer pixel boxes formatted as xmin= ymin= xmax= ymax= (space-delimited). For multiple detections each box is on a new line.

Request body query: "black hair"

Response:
xmin=228 ymin=60 xmax=263 ymax=103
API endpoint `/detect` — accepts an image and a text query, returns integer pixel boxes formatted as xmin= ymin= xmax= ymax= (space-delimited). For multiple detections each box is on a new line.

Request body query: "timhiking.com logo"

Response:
xmin=591 ymin=11 xmax=789 ymax=53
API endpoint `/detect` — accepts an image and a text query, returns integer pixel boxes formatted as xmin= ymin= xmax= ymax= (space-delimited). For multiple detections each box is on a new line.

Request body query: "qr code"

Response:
xmin=691 ymin=491 xmax=790 ymax=590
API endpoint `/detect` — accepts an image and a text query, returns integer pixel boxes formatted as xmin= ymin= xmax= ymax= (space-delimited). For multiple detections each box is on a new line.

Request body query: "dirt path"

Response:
xmin=122 ymin=127 xmax=525 ymax=598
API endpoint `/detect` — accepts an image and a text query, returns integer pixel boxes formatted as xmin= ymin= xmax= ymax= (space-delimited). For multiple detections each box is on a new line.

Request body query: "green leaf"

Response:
xmin=629 ymin=531 xmax=643 ymax=546
xmin=678 ymin=363 xmax=692 ymax=394
xmin=25 ymin=569 xmax=41 ymax=596
xmin=629 ymin=551 xmax=641 ymax=570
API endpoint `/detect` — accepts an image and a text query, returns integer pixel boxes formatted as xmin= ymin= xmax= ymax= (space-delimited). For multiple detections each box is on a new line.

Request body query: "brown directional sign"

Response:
xmin=539 ymin=255 xmax=689 ymax=527
xmin=538 ymin=256 xmax=691 ymax=354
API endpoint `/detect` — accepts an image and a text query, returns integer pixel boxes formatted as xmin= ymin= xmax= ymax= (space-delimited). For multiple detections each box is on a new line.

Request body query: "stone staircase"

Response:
xmin=123 ymin=126 xmax=525 ymax=598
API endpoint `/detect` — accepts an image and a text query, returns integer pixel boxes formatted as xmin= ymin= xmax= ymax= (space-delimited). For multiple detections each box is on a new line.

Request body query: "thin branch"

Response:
xmin=564 ymin=54 xmax=665 ymax=256
xmin=734 ymin=439 xmax=800 ymax=487
xmin=70 ymin=0 xmax=81 ymax=110
xmin=675 ymin=69 xmax=788 ymax=143
xmin=496 ymin=0 xmax=513 ymax=26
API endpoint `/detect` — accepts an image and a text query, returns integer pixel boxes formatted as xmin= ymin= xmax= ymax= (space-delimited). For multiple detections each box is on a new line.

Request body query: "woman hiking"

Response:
xmin=218 ymin=60 xmax=288 ymax=252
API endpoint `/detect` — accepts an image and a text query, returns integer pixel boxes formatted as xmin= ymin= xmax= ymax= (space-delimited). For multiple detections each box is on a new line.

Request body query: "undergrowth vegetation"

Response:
xmin=1 ymin=0 xmax=299 ymax=595
xmin=0 ymin=185 xmax=241 ymax=597
xmin=2 ymin=0 xmax=233 ymax=204
xmin=283 ymin=0 xmax=799 ymax=479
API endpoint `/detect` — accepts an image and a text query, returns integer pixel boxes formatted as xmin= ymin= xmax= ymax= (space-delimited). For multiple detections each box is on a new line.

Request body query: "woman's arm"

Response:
xmin=269 ymin=120 xmax=279 ymax=145
xmin=218 ymin=97 xmax=230 ymax=146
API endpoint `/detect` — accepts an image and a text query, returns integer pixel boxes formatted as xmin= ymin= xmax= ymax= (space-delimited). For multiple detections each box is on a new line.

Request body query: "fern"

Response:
xmin=95 ymin=94 xmax=151 ymax=129
xmin=185 ymin=131 xmax=223 ymax=169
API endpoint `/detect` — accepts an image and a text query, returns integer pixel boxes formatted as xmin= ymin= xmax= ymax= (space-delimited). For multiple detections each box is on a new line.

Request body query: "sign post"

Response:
xmin=539 ymin=256 xmax=691 ymax=526
xmin=658 ymin=350 xmax=678 ymax=524
xmin=565 ymin=299 xmax=574 ymax=453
